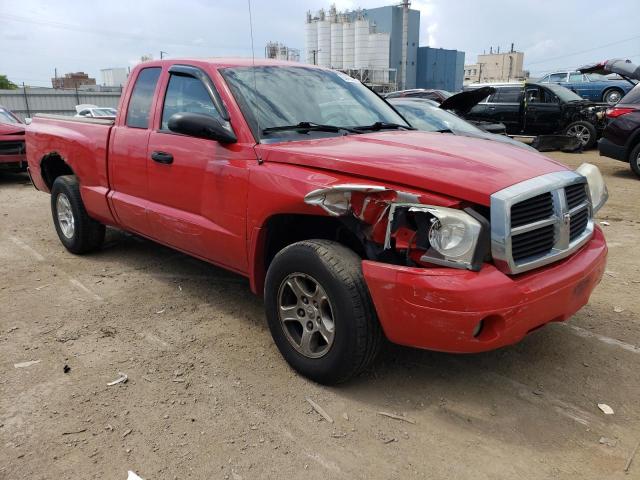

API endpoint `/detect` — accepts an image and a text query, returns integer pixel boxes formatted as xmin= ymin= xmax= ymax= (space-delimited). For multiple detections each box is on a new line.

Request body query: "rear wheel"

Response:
xmin=603 ymin=88 xmax=623 ymax=106
xmin=264 ymin=240 xmax=382 ymax=384
xmin=565 ymin=121 xmax=597 ymax=149
xmin=630 ymin=143 xmax=640 ymax=179
xmin=51 ymin=175 xmax=105 ymax=254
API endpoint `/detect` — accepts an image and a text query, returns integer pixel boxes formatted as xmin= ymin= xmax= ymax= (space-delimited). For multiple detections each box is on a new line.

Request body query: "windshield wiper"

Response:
xmin=352 ymin=121 xmax=414 ymax=132
xmin=262 ymin=122 xmax=359 ymax=135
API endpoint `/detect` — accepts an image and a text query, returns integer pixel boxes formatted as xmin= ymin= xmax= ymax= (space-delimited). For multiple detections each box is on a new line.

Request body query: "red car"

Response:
xmin=0 ymin=106 xmax=27 ymax=171
xmin=26 ymin=59 xmax=608 ymax=383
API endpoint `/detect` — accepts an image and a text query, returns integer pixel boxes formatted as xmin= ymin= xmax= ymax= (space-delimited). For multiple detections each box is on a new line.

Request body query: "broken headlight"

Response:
xmin=386 ymin=204 xmax=490 ymax=271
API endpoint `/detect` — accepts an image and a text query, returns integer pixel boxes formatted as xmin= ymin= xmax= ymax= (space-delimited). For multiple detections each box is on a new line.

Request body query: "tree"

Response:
xmin=0 ymin=75 xmax=18 ymax=90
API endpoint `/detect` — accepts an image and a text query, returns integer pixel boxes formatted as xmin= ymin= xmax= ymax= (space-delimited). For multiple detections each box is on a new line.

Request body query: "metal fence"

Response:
xmin=0 ymin=88 xmax=122 ymax=121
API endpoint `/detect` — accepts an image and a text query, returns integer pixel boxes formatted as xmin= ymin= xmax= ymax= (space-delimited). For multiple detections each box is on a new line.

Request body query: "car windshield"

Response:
xmin=0 ymin=108 xmax=20 ymax=124
xmin=543 ymin=83 xmax=584 ymax=102
xmin=92 ymin=108 xmax=117 ymax=117
xmin=390 ymin=100 xmax=483 ymax=134
xmin=220 ymin=66 xmax=409 ymax=141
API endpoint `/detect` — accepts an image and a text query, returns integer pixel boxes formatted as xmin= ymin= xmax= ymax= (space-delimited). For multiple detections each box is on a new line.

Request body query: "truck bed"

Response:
xmin=26 ymin=113 xmax=115 ymax=224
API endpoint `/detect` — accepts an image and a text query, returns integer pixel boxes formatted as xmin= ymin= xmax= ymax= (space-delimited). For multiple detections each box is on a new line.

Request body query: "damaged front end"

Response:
xmin=304 ymin=185 xmax=491 ymax=271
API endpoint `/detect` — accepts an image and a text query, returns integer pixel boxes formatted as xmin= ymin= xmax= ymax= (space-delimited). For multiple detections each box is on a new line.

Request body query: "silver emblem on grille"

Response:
xmin=563 ymin=212 xmax=571 ymax=226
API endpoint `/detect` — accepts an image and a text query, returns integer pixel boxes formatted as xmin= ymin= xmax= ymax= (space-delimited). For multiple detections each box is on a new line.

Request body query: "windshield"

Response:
xmin=543 ymin=83 xmax=584 ymax=102
xmin=0 ymin=108 xmax=20 ymax=124
xmin=390 ymin=100 xmax=483 ymax=135
xmin=220 ymin=66 xmax=409 ymax=141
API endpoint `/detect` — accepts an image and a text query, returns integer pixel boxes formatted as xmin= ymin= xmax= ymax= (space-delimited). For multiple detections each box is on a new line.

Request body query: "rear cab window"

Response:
xmin=126 ymin=67 xmax=162 ymax=128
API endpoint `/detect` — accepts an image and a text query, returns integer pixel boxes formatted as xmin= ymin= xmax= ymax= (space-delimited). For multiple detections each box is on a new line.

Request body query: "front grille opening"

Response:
xmin=512 ymin=224 xmax=555 ymax=262
xmin=0 ymin=141 xmax=25 ymax=155
xmin=511 ymin=192 xmax=553 ymax=228
xmin=565 ymin=183 xmax=588 ymax=210
xmin=570 ymin=208 xmax=589 ymax=241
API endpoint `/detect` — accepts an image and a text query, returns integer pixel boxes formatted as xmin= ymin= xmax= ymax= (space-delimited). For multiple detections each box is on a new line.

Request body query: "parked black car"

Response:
xmin=464 ymin=82 xmax=607 ymax=148
xmin=585 ymin=61 xmax=640 ymax=177
xmin=388 ymin=97 xmax=535 ymax=151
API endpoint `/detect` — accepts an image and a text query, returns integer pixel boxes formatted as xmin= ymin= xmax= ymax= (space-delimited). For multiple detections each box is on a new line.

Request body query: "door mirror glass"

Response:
xmin=168 ymin=112 xmax=237 ymax=143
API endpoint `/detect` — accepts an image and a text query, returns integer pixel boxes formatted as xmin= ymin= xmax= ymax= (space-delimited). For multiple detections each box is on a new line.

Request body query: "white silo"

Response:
xmin=317 ymin=20 xmax=332 ymax=68
xmin=354 ymin=19 xmax=370 ymax=69
xmin=330 ymin=21 xmax=343 ymax=69
xmin=369 ymin=32 xmax=391 ymax=82
xmin=342 ymin=21 xmax=355 ymax=69
xmin=305 ymin=20 xmax=318 ymax=65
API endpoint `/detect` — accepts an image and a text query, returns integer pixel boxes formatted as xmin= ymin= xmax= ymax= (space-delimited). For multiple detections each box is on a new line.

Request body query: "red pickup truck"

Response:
xmin=0 ymin=106 xmax=27 ymax=171
xmin=26 ymin=59 xmax=608 ymax=383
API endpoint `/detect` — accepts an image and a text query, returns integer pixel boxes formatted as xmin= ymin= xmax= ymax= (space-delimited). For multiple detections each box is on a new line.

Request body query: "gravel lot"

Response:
xmin=1 ymin=150 xmax=639 ymax=480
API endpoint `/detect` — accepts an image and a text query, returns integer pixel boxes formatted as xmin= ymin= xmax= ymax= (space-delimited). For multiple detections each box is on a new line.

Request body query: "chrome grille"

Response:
xmin=510 ymin=192 xmax=553 ymax=228
xmin=491 ymin=171 xmax=594 ymax=275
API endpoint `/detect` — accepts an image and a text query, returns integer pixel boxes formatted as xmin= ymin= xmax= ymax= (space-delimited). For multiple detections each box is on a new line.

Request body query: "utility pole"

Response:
xmin=160 ymin=51 xmax=168 ymax=59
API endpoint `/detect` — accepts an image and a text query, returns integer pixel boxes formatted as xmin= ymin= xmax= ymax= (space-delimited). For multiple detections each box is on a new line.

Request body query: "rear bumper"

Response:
xmin=598 ymin=137 xmax=627 ymax=162
xmin=363 ymin=227 xmax=607 ymax=353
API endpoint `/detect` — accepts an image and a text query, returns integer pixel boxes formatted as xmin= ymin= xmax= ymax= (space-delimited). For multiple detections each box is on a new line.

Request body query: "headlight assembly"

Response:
xmin=385 ymin=204 xmax=490 ymax=271
xmin=576 ymin=163 xmax=608 ymax=213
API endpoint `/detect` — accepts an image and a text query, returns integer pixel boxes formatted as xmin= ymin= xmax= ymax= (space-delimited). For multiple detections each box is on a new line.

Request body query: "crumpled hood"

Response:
xmin=0 ymin=122 xmax=25 ymax=136
xmin=440 ymin=86 xmax=495 ymax=114
xmin=257 ymin=131 xmax=568 ymax=206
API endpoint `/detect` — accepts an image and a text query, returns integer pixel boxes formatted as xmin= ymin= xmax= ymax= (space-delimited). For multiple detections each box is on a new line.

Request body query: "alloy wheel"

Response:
xmin=277 ymin=273 xmax=335 ymax=359
xmin=567 ymin=124 xmax=591 ymax=146
xmin=56 ymin=193 xmax=75 ymax=239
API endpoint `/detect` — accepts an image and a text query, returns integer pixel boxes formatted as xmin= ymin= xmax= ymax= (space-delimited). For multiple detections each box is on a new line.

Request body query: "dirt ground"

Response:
xmin=1 ymin=149 xmax=639 ymax=480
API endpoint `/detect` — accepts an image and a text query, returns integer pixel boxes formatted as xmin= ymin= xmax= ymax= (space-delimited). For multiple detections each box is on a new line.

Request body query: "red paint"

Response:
xmin=25 ymin=59 xmax=608 ymax=354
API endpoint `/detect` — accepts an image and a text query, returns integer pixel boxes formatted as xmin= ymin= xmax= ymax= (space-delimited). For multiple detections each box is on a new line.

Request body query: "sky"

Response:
xmin=1 ymin=0 xmax=639 ymax=87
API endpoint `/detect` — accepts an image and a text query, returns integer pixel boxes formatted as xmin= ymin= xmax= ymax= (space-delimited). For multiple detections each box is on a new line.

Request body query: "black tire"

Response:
xmin=264 ymin=240 xmax=382 ymax=384
xmin=630 ymin=143 xmax=640 ymax=179
xmin=565 ymin=120 xmax=597 ymax=149
xmin=51 ymin=175 xmax=105 ymax=254
xmin=603 ymin=88 xmax=623 ymax=106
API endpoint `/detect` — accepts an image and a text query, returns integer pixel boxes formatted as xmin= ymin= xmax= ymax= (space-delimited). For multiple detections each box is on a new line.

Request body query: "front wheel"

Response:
xmin=51 ymin=175 xmax=105 ymax=254
xmin=565 ymin=120 xmax=597 ymax=149
xmin=264 ymin=240 xmax=382 ymax=384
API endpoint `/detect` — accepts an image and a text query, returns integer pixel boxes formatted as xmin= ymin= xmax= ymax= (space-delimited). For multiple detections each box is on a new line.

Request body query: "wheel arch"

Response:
xmin=40 ymin=153 xmax=75 ymax=191
xmin=249 ymin=213 xmax=367 ymax=296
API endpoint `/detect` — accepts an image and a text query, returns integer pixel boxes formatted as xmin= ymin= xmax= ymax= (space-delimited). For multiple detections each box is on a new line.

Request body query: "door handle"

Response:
xmin=151 ymin=151 xmax=173 ymax=164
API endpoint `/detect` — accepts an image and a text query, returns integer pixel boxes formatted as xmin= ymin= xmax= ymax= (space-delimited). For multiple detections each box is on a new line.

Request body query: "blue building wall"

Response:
xmin=416 ymin=47 xmax=465 ymax=92
xmin=344 ymin=6 xmax=420 ymax=89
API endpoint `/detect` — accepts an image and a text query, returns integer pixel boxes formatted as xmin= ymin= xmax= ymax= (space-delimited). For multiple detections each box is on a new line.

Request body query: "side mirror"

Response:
xmin=168 ymin=112 xmax=237 ymax=143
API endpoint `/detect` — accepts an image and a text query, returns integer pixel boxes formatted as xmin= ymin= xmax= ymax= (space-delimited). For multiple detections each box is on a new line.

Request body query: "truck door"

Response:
xmin=145 ymin=65 xmax=249 ymax=272
xmin=108 ymin=67 xmax=162 ymax=236
xmin=523 ymin=86 xmax=562 ymax=134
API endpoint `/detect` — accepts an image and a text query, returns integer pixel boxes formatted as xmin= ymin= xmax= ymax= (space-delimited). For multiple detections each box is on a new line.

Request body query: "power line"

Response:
xmin=526 ymin=35 xmax=640 ymax=66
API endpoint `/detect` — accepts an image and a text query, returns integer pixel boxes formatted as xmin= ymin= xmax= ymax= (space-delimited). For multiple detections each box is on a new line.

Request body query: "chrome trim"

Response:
xmin=491 ymin=171 xmax=593 ymax=275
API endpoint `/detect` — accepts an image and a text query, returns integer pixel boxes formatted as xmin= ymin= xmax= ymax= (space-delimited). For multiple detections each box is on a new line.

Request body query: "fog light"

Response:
xmin=472 ymin=320 xmax=484 ymax=338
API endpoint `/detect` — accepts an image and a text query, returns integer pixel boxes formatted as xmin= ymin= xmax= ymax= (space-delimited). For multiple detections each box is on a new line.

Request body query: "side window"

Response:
xmin=161 ymin=74 xmax=221 ymax=130
xmin=493 ymin=87 xmax=522 ymax=103
xmin=569 ymin=72 xmax=585 ymax=82
xmin=548 ymin=73 xmax=567 ymax=83
xmin=539 ymin=75 xmax=550 ymax=83
xmin=126 ymin=67 xmax=161 ymax=129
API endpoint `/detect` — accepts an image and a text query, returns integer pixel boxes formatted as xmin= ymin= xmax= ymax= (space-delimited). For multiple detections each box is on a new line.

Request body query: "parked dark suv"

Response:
xmin=598 ymin=83 xmax=640 ymax=177
xmin=465 ymin=83 xmax=607 ymax=148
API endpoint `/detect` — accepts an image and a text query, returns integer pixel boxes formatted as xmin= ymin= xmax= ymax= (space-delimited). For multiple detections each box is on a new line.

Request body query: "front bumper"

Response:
xmin=363 ymin=227 xmax=607 ymax=353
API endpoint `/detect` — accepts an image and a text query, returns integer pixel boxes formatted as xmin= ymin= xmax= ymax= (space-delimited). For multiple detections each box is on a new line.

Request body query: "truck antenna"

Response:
xmin=247 ymin=0 xmax=261 ymax=154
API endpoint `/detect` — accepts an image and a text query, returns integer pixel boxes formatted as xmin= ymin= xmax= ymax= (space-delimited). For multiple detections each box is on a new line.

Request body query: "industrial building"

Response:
xmin=305 ymin=3 xmax=464 ymax=93
xmin=51 ymin=72 xmax=96 ymax=90
xmin=101 ymin=67 xmax=129 ymax=88
xmin=464 ymin=46 xmax=527 ymax=84
xmin=265 ymin=42 xmax=301 ymax=62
